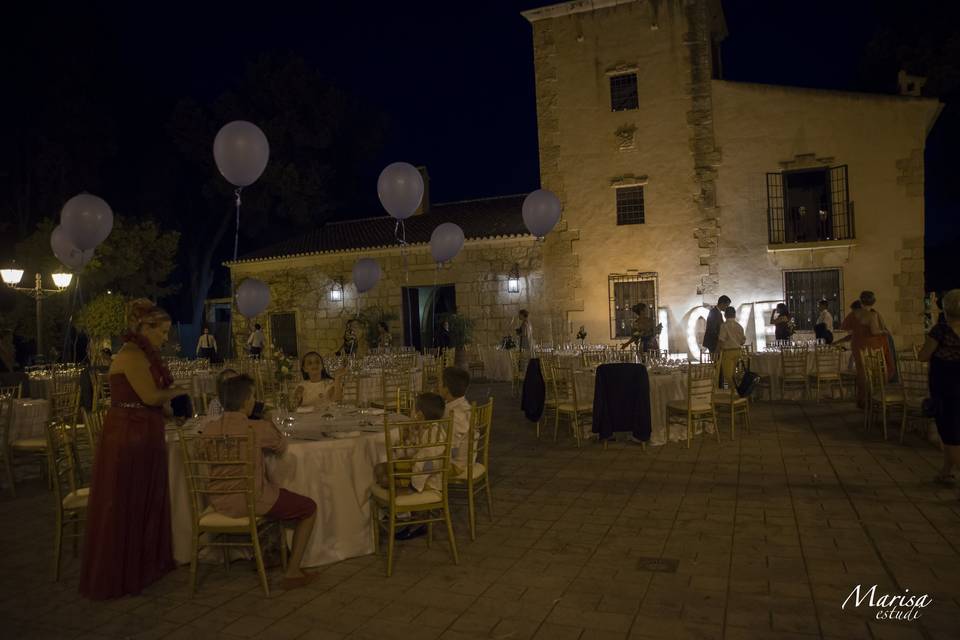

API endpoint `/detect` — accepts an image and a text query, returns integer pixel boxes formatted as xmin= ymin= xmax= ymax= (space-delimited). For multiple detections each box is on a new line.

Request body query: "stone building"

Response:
xmin=226 ymin=0 xmax=941 ymax=358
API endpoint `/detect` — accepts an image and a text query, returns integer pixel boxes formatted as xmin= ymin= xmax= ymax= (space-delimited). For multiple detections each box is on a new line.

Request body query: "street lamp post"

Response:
xmin=1 ymin=267 xmax=73 ymax=361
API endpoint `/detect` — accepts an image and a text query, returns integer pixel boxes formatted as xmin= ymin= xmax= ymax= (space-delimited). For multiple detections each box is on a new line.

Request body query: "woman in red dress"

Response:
xmin=80 ymin=299 xmax=183 ymax=599
xmin=840 ymin=290 xmax=894 ymax=408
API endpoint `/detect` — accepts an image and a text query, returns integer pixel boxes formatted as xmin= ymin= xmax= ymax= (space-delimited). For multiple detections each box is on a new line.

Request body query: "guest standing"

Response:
xmin=717 ymin=307 xmax=746 ymax=387
xmin=840 ymin=290 xmax=893 ymax=408
xmin=294 ymin=352 xmax=342 ymax=409
xmin=516 ymin=309 xmax=534 ymax=356
xmin=338 ymin=320 xmax=359 ymax=357
xmin=377 ymin=322 xmax=393 ymax=350
xmin=702 ymin=295 xmax=730 ymax=360
xmin=814 ymin=299 xmax=834 ymax=344
xmin=770 ymin=303 xmax=794 ymax=343
xmin=620 ymin=303 xmax=661 ymax=353
xmin=435 ymin=319 xmax=452 ymax=352
xmin=918 ymin=289 xmax=960 ymax=485
xmin=196 ymin=327 xmax=218 ymax=361
xmin=247 ymin=323 xmax=265 ymax=358
xmin=80 ymin=299 xmax=183 ymax=599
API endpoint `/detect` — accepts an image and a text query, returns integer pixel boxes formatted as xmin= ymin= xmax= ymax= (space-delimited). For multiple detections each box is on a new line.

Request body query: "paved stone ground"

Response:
xmin=1 ymin=383 xmax=958 ymax=640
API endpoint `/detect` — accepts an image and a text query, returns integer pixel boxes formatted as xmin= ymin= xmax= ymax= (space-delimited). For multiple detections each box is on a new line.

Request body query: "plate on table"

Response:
xmin=296 ymin=407 xmax=315 ymax=414
xmin=363 ymin=408 xmax=386 ymax=416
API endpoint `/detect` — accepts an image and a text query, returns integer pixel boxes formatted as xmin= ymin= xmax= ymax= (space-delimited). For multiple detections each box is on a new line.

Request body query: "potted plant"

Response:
xmin=439 ymin=313 xmax=474 ymax=369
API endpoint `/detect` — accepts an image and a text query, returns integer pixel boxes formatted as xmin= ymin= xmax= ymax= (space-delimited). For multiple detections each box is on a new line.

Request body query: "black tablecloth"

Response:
xmin=521 ymin=358 xmax=545 ymax=422
xmin=591 ymin=363 xmax=651 ymax=441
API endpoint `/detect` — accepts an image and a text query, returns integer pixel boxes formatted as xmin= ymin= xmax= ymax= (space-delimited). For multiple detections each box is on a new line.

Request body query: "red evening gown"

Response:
xmin=79 ymin=370 xmax=174 ymax=599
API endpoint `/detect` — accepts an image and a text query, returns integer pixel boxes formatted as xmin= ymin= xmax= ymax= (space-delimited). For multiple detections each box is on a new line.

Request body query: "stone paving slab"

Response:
xmin=1 ymin=383 xmax=958 ymax=639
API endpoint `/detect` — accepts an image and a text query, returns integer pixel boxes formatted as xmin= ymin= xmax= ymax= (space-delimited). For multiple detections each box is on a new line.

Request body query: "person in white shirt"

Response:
xmin=515 ymin=309 xmax=535 ymax=363
xmin=441 ymin=366 xmax=473 ymax=475
xmin=815 ymin=299 xmax=835 ymax=344
xmin=196 ymin=327 xmax=218 ymax=361
xmin=717 ymin=306 xmax=746 ymax=388
xmin=247 ymin=324 xmax=265 ymax=358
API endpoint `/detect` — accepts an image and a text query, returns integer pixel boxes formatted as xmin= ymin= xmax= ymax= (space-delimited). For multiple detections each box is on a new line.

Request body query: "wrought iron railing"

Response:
xmin=766 ymin=165 xmax=855 ymax=245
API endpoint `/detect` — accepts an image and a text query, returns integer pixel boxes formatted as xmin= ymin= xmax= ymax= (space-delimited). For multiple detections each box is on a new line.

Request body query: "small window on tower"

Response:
xmin=616 ymin=186 xmax=645 ymax=225
xmin=610 ymin=73 xmax=639 ymax=111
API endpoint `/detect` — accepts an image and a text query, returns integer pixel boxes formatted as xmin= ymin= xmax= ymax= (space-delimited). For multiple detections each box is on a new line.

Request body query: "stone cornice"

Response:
xmin=522 ymin=0 xmax=638 ymax=23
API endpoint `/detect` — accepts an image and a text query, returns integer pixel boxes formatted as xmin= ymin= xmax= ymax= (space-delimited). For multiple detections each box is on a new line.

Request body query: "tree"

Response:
xmin=163 ymin=52 xmax=388 ymax=331
xmin=75 ymin=292 xmax=128 ymax=351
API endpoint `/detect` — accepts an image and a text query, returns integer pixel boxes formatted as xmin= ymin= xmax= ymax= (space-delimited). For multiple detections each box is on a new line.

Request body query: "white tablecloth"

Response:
xmin=750 ymin=351 xmax=850 ymax=399
xmin=9 ymin=399 xmax=50 ymax=441
xmin=167 ymin=408 xmax=403 ymax=568
xmin=478 ymin=347 xmax=513 ymax=382
xmin=574 ymin=368 xmax=686 ymax=446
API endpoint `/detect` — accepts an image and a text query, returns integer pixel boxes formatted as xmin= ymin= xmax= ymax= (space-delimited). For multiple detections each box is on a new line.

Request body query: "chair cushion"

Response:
xmin=62 ymin=487 xmax=89 ymax=510
xmin=451 ymin=463 xmax=487 ymax=481
xmin=712 ymin=393 xmax=748 ymax=406
xmin=879 ymin=392 xmax=905 ymax=403
xmin=199 ymin=507 xmax=258 ymax=529
xmin=667 ymin=400 xmax=712 ymax=413
xmin=10 ymin=438 xmax=46 ymax=451
xmin=370 ymin=484 xmax=443 ymax=507
xmin=557 ymin=402 xmax=592 ymax=413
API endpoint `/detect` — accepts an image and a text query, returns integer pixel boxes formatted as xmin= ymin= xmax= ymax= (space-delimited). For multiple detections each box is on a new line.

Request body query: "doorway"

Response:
xmin=401 ymin=285 xmax=456 ymax=352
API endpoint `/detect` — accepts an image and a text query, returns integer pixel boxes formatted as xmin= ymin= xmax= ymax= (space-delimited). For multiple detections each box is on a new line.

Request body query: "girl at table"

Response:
xmin=294 ymin=352 xmax=343 ymax=409
xmin=80 ymin=299 xmax=185 ymax=599
xmin=207 ymin=375 xmax=318 ymax=589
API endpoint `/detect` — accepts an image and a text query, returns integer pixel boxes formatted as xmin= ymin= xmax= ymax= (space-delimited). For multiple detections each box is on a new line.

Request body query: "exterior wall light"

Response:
xmin=507 ymin=264 xmax=521 ymax=293
xmin=329 ymin=278 xmax=344 ymax=301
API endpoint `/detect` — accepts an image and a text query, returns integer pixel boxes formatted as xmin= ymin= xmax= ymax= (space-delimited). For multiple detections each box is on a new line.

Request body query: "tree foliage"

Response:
xmin=75 ymin=293 xmax=128 ymax=340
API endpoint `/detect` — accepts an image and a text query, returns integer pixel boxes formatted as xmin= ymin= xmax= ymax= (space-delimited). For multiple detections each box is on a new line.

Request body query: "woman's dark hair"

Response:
xmin=776 ymin=303 xmax=788 ymax=314
xmin=631 ymin=303 xmax=647 ymax=315
xmin=859 ymin=290 xmax=877 ymax=306
xmin=818 ymin=299 xmax=829 ymax=308
xmin=254 ymin=323 xmax=262 ymax=330
xmin=300 ymin=351 xmax=333 ymax=380
xmin=378 ymin=321 xmax=389 ymax=332
xmin=221 ymin=375 xmax=256 ymax=412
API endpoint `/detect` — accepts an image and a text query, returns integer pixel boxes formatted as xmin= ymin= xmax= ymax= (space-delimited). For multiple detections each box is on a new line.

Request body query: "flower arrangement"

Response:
xmin=500 ymin=335 xmax=516 ymax=350
xmin=273 ymin=347 xmax=295 ymax=383
xmin=576 ymin=326 xmax=587 ymax=342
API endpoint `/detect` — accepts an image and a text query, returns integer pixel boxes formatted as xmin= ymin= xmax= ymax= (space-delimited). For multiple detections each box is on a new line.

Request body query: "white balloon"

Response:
xmin=213 ymin=121 xmax=270 ymax=187
xmin=236 ymin=278 xmax=271 ymax=318
xmin=50 ymin=224 xmax=93 ymax=269
xmin=352 ymin=258 xmax=381 ymax=294
xmin=522 ymin=189 xmax=562 ymax=238
xmin=60 ymin=193 xmax=113 ymax=251
xmin=377 ymin=162 xmax=423 ymax=220
xmin=430 ymin=222 xmax=465 ymax=264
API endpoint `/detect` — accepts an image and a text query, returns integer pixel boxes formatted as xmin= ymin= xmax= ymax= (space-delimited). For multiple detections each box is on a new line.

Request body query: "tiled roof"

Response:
xmin=231 ymin=194 xmax=531 ymax=264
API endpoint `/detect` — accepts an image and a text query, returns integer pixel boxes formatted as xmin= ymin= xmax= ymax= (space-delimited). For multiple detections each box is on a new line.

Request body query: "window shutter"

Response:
xmin=766 ymin=172 xmax=785 ymax=244
xmin=828 ymin=165 xmax=853 ymax=240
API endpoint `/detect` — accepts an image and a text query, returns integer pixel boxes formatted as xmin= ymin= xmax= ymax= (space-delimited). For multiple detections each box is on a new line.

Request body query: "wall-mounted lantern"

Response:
xmin=507 ymin=263 xmax=521 ymax=293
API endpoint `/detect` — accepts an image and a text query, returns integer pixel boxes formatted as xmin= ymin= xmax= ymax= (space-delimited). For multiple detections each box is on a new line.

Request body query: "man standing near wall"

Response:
xmin=702 ymin=295 xmax=731 ymax=360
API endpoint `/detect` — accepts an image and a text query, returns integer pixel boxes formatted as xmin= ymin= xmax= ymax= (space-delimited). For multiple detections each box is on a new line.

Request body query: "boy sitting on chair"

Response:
xmin=206 ymin=375 xmax=318 ymax=589
xmin=441 ymin=366 xmax=473 ymax=476
xmin=374 ymin=392 xmax=447 ymax=540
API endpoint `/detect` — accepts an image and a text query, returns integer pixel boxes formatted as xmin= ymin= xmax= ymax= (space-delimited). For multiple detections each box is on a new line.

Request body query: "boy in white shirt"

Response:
xmin=441 ymin=366 xmax=472 ymax=476
xmin=717 ymin=307 xmax=746 ymax=388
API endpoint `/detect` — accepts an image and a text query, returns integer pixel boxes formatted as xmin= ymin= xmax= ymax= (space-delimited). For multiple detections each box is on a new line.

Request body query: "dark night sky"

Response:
xmin=3 ymin=0 xmax=957 ymax=295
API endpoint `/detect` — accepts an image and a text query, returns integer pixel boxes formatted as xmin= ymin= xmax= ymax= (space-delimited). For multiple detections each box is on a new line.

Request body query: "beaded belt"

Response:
xmin=115 ymin=401 xmax=147 ymax=409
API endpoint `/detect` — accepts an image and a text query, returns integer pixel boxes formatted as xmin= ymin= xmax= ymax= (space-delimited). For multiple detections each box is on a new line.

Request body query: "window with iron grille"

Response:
xmin=783 ymin=269 xmax=843 ymax=331
xmin=616 ymin=186 xmax=645 ymax=225
xmin=609 ymin=273 xmax=658 ymax=339
xmin=766 ymin=165 xmax=854 ymax=244
xmin=610 ymin=73 xmax=639 ymax=111
xmin=269 ymin=312 xmax=299 ymax=357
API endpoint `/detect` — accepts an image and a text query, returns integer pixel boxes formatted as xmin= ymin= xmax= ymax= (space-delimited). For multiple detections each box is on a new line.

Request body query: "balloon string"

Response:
xmin=233 ymin=187 xmax=243 ymax=261
xmin=395 ymin=220 xmax=409 ymax=282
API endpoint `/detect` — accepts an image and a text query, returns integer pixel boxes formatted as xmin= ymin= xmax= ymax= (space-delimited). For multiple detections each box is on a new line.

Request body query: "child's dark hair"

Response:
xmin=216 ymin=368 xmax=239 ymax=400
xmin=300 ymin=351 xmax=333 ymax=380
xmin=724 ymin=307 xmax=736 ymax=319
xmin=416 ymin=392 xmax=446 ymax=420
xmin=818 ymin=299 xmax=829 ymax=308
xmin=221 ymin=375 xmax=256 ymax=412
xmin=442 ymin=366 xmax=470 ymax=398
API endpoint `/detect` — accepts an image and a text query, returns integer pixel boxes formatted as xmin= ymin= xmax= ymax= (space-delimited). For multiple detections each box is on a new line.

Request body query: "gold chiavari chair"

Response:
xmin=341 ymin=373 xmax=360 ymax=406
xmin=780 ymin=346 xmax=810 ymax=401
xmin=46 ymin=419 xmax=88 ymax=581
xmin=467 ymin=345 xmax=485 ymax=381
xmin=421 ymin=360 xmax=442 ymax=393
xmin=666 ymin=363 xmax=718 ymax=448
xmin=0 ymin=384 xmax=23 ymax=399
xmin=509 ymin=349 xmax=525 ymax=397
xmin=538 ymin=360 xmax=557 ymax=440
xmin=450 ymin=398 xmax=494 ymax=541
xmin=92 ymin=372 xmax=111 ymax=410
xmin=441 ymin=349 xmax=456 ymax=369
xmin=370 ymin=415 xmax=457 ymax=577
xmin=177 ymin=429 xmax=287 ymax=596
xmin=0 ymin=394 xmax=17 ymax=497
xmin=900 ymin=360 xmax=932 ymax=445
xmin=551 ymin=366 xmax=590 ymax=447
xmin=712 ymin=357 xmax=750 ymax=440
xmin=809 ymin=346 xmax=842 ymax=402
xmin=376 ymin=370 xmax=410 ymax=413
xmin=863 ymin=350 xmax=905 ymax=440
xmin=396 ymin=387 xmax=416 ymax=418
